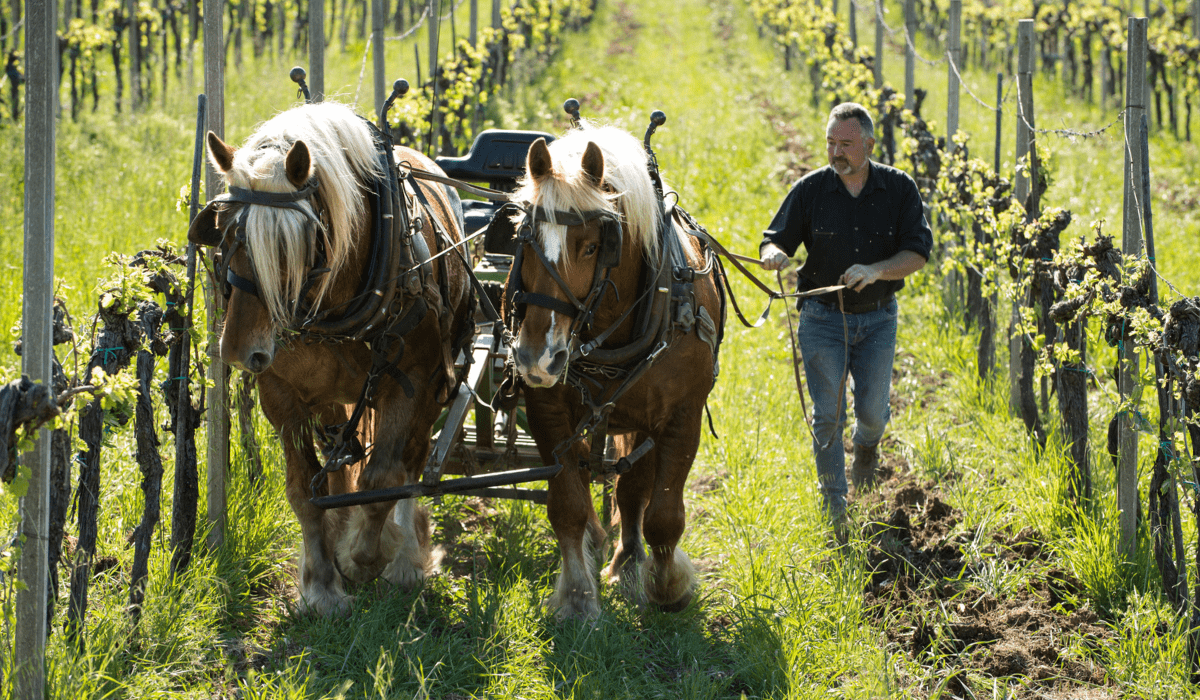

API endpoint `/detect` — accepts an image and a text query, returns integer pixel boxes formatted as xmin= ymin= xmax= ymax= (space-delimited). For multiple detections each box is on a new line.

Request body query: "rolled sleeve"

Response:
xmin=760 ymin=182 xmax=806 ymax=257
xmin=895 ymin=176 xmax=933 ymax=261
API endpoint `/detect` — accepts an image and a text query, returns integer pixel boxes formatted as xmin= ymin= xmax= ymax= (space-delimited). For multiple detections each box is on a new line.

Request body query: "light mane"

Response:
xmin=511 ymin=121 xmax=662 ymax=264
xmin=219 ymin=101 xmax=380 ymax=327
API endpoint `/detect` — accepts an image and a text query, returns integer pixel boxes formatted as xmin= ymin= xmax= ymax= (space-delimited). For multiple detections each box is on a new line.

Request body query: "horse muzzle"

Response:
xmin=511 ymin=339 xmax=569 ymax=388
xmin=221 ymin=337 xmax=276 ymax=375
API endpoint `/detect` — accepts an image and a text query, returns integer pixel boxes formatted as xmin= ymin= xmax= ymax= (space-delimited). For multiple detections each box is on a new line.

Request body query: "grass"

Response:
xmin=3 ymin=0 xmax=1200 ymax=696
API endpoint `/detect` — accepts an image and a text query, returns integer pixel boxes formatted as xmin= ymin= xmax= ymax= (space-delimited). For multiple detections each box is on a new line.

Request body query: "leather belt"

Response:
xmin=815 ymin=294 xmax=893 ymax=314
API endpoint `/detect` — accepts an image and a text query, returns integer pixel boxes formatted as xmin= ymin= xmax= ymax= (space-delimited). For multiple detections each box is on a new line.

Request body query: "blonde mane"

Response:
xmin=218 ymin=101 xmax=380 ymax=327
xmin=511 ymin=121 xmax=662 ymax=264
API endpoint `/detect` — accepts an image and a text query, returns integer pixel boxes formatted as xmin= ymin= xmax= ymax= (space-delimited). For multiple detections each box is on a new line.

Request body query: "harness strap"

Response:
xmin=226 ymin=268 xmax=260 ymax=297
xmin=514 ymin=291 xmax=578 ymax=319
xmin=406 ymin=166 xmax=513 ymax=202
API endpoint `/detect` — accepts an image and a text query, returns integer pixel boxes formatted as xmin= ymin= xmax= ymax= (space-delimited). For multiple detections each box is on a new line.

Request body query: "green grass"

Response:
xmin=4 ymin=0 xmax=1200 ymax=696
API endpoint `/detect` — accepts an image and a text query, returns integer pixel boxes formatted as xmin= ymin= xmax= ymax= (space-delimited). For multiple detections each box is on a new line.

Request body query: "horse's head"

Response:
xmin=505 ymin=127 xmax=660 ymax=387
xmin=187 ymin=103 xmax=379 ymax=374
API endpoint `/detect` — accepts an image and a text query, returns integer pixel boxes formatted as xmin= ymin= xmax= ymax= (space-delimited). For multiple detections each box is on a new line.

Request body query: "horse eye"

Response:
xmin=584 ymin=243 xmax=598 ymax=256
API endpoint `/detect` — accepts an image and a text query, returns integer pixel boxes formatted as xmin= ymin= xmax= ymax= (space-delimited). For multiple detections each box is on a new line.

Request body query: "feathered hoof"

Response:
xmin=381 ymin=544 xmax=443 ymax=589
xmin=294 ymin=583 xmax=354 ymax=618
xmin=605 ymin=555 xmax=647 ymax=607
xmin=545 ymin=586 xmax=601 ymax=622
xmin=642 ymin=548 xmax=697 ymax=613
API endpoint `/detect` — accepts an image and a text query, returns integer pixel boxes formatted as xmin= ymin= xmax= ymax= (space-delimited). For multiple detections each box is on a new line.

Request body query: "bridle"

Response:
xmin=500 ymin=203 xmax=625 ymax=344
xmin=204 ymin=179 xmax=328 ymax=314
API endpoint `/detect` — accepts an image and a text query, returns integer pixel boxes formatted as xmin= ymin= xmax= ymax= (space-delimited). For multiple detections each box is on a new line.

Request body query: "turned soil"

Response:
xmin=850 ymin=445 xmax=1115 ymax=697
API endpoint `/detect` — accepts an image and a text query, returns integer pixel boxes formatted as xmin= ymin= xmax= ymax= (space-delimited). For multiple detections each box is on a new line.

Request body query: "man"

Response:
xmin=760 ymin=102 xmax=932 ymax=532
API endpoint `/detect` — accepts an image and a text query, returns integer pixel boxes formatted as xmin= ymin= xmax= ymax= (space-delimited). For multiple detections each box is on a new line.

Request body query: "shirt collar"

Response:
xmin=823 ymin=161 xmax=885 ymax=196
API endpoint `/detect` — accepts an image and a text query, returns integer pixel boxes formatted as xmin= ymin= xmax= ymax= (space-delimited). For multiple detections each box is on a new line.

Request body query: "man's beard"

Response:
xmin=831 ymin=159 xmax=851 ymax=175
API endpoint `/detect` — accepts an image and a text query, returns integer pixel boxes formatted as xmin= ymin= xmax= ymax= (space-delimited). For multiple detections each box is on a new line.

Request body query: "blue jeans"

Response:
xmin=796 ymin=297 xmax=898 ymax=516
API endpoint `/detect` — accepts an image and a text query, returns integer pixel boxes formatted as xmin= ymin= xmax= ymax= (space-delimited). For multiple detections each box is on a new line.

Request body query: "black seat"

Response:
xmin=435 ymin=129 xmax=555 ymax=191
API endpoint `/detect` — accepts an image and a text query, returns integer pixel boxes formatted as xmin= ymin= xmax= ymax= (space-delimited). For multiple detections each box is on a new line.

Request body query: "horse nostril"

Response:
xmin=513 ymin=345 xmax=532 ymax=369
xmin=547 ymin=349 xmax=568 ymax=377
xmin=247 ymin=351 xmax=272 ymax=374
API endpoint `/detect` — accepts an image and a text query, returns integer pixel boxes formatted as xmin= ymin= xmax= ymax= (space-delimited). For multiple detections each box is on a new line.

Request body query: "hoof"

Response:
xmin=381 ymin=544 xmax=443 ymax=589
xmin=545 ymin=588 xmax=602 ymax=622
xmin=605 ymin=554 xmax=647 ymax=607
xmin=294 ymin=584 xmax=353 ymax=618
xmin=652 ymin=588 xmax=694 ymax=613
xmin=642 ymin=548 xmax=697 ymax=612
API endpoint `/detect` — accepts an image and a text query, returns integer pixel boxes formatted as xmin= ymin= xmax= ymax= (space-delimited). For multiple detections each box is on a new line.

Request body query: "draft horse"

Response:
xmin=501 ymin=123 xmax=724 ymax=619
xmin=188 ymin=102 xmax=473 ymax=615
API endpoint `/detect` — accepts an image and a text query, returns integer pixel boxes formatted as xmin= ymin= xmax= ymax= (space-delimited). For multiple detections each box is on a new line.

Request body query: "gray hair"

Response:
xmin=826 ymin=102 xmax=875 ymax=141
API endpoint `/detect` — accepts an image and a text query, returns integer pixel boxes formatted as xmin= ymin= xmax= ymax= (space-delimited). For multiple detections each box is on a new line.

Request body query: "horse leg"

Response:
xmin=259 ymin=383 xmax=352 ymax=616
xmin=639 ymin=419 xmax=700 ymax=612
xmin=335 ymin=389 xmax=438 ymax=588
xmin=604 ymin=432 xmax=653 ymax=600
xmin=542 ymin=446 xmax=605 ymax=620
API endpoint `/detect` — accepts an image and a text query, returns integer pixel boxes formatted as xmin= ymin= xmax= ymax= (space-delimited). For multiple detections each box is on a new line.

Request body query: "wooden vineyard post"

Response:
xmin=1011 ymin=19 xmax=1035 ymax=415
xmin=372 ymin=0 xmax=386 ymax=117
xmin=994 ymin=72 xmax=1003 ymax=174
xmin=947 ymin=0 xmax=961 ymax=152
xmin=1118 ymin=16 xmax=1147 ymax=560
xmin=493 ymin=0 xmax=500 ymax=30
xmin=470 ymin=0 xmax=477 ymax=47
xmin=169 ymin=94 xmax=204 ymax=577
xmin=200 ymin=0 xmax=229 ymax=558
xmin=849 ymin=0 xmax=857 ymax=47
xmin=873 ymin=0 xmax=883 ymax=89
xmin=15 ymin=1 xmax=56 ymax=696
xmin=904 ymin=0 xmax=914 ymax=110
xmin=127 ymin=0 xmax=141 ymax=110
xmin=429 ymin=0 xmax=441 ymax=157
xmin=310 ymin=0 xmax=325 ymax=102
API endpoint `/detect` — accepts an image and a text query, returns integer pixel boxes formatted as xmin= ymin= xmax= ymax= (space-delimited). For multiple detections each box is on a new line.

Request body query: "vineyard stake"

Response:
xmin=310 ymin=0 xmax=325 ymax=102
xmin=171 ymin=93 xmax=204 ymax=574
xmin=903 ymin=0 xmax=914 ymax=110
xmin=200 ymin=0 xmax=229 ymax=557
xmin=946 ymin=0 xmax=961 ymax=153
xmin=15 ymin=0 xmax=57 ymax=696
xmin=127 ymin=0 xmax=141 ymax=110
xmin=873 ymin=0 xmax=883 ymax=89
xmin=470 ymin=0 xmax=477 ymax=47
xmin=372 ymin=0 xmax=386 ymax=116
xmin=1010 ymin=19 xmax=1035 ymax=415
xmin=849 ymin=0 xmax=856 ymax=47
xmin=994 ymin=72 xmax=1002 ymax=174
xmin=1117 ymin=16 xmax=1148 ymax=560
xmin=428 ymin=0 xmax=441 ymax=157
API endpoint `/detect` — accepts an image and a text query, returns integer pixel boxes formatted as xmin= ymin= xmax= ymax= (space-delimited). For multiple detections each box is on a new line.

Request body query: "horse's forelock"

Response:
xmin=225 ymin=102 xmax=380 ymax=327
xmin=513 ymin=124 xmax=661 ymax=264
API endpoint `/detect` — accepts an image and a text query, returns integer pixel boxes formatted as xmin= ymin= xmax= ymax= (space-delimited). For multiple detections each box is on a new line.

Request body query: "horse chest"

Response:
xmin=272 ymin=343 xmax=373 ymax=405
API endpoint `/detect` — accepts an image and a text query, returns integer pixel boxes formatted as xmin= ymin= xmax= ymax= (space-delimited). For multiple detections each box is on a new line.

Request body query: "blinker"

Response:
xmin=187 ymin=201 xmax=224 ymax=246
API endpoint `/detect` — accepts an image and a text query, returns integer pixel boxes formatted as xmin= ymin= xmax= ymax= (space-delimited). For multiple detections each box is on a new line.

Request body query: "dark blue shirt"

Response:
xmin=760 ymin=162 xmax=933 ymax=307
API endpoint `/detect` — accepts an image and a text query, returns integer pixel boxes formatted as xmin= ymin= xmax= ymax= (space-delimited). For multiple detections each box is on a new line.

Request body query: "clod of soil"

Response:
xmin=860 ymin=464 xmax=1113 ymax=697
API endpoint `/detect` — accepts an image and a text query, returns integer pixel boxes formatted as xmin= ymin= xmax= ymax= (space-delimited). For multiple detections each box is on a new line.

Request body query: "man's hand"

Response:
xmin=840 ymin=263 xmax=882 ymax=291
xmin=760 ymin=243 xmax=789 ymax=271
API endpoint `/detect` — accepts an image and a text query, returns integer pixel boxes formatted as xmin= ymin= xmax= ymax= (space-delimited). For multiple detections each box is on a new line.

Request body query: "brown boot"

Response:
xmin=851 ymin=443 xmax=879 ymax=492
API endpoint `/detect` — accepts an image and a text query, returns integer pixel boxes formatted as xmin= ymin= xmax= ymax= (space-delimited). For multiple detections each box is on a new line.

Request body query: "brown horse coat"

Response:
xmin=191 ymin=103 xmax=471 ymax=615
xmin=506 ymin=126 xmax=721 ymax=619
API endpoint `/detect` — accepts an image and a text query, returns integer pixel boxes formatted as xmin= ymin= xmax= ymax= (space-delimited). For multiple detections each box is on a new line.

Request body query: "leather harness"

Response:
xmin=500 ymin=194 xmax=726 ymax=477
xmin=197 ymin=119 xmax=477 ymax=497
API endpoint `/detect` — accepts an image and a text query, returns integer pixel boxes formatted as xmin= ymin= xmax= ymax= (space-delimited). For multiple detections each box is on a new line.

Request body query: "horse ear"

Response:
xmin=207 ymin=131 xmax=235 ymax=173
xmin=527 ymin=138 xmax=552 ymax=181
xmin=581 ymin=141 xmax=604 ymax=187
xmin=285 ymin=140 xmax=312 ymax=188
